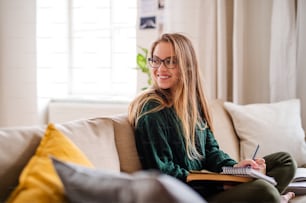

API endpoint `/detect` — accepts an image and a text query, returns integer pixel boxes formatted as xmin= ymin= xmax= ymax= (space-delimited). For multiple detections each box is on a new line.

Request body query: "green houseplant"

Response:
xmin=136 ymin=47 xmax=152 ymax=90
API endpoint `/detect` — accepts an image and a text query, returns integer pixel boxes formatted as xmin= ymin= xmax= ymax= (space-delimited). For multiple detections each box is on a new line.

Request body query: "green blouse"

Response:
xmin=134 ymin=100 xmax=237 ymax=181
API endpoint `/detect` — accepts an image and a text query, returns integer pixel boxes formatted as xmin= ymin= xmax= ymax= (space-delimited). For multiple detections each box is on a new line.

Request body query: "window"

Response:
xmin=37 ymin=0 xmax=137 ymax=102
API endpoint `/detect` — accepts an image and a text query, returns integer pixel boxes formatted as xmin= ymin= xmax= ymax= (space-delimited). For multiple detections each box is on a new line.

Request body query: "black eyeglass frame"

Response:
xmin=147 ymin=56 xmax=177 ymax=69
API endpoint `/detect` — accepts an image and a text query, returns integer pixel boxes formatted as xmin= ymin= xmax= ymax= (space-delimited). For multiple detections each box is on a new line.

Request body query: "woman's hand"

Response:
xmin=233 ymin=158 xmax=266 ymax=174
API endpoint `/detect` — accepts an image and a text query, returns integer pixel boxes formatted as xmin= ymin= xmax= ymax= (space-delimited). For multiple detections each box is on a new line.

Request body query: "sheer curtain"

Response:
xmin=164 ymin=0 xmax=306 ymax=129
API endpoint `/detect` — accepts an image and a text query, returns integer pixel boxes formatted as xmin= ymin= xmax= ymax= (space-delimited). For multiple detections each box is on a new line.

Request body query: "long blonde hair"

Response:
xmin=128 ymin=33 xmax=213 ymax=159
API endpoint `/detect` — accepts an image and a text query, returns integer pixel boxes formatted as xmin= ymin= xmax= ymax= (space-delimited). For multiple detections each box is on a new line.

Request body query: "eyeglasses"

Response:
xmin=148 ymin=56 xmax=177 ymax=69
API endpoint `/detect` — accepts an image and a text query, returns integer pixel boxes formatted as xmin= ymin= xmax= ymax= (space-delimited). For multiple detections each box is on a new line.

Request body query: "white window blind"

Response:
xmin=37 ymin=0 xmax=137 ymax=101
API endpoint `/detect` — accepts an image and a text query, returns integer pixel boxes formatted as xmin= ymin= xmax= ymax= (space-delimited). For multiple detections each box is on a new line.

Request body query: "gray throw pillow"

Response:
xmin=51 ymin=157 xmax=206 ymax=203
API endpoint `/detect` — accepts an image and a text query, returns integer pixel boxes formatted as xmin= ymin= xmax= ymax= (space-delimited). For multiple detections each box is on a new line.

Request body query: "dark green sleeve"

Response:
xmin=134 ymin=107 xmax=189 ymax=181
xmin=202 ymin=128 xmax=237 ymax=172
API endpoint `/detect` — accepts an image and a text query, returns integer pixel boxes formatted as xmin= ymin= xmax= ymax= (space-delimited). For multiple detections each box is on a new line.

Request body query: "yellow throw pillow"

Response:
xmin=6 ymin=123 xmax=94 ymax=203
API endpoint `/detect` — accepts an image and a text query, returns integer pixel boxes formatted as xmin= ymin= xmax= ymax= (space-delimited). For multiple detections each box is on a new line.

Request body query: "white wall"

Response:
xmin=48 ymin=100 xmax=129 ymax=123
xmin=0 ymin=0 xmax=38 ymax=127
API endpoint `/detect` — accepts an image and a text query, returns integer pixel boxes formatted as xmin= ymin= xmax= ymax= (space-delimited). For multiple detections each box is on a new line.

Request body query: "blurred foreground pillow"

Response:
xmin=52 ymin=157 xmax=207 ymax=203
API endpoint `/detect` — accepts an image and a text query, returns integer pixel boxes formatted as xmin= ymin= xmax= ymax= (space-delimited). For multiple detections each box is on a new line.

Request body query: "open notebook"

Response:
xmin=285 ymin=168 xmax=306 ymax=195
xmin=187 ymin=167 xmax=277 ymax=186
xmin=221 ymin=166 xmax=277 ymax=186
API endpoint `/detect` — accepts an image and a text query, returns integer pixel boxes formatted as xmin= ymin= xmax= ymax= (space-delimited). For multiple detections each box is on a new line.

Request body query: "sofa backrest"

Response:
xmin=111 ymin=114 xmax=142 ymax=173
xmin=56 ymin=117 xmax=121 ymax=171
xmin=209 ymin=99 xmax=240 ymax=161
xmin=0 ymin=127 xmax=44 ymax=200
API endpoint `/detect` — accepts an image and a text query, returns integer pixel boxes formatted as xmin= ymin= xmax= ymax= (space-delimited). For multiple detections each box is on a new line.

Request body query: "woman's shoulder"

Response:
xmin=134 ymin=90 xmax=163 ymax=110
xmin=143 ymin=99 xmax=160 ymax=111
xmin=130 ymin=88 xmax=173 ymax=117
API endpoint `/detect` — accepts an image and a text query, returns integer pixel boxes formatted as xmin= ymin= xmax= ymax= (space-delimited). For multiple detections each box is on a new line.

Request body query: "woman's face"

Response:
xmin=150 ymin=42 xmax=180 ymax=91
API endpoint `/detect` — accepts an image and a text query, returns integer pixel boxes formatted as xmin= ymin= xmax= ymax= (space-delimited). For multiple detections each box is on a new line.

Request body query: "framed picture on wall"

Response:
xmin=158 ymin=0 xmax=164 ymax=9
xmin=140 ymin=16 xmax=156 ymax=29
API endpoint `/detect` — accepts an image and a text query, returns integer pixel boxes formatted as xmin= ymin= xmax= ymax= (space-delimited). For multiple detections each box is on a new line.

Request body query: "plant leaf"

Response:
xmin=136 ymin=46 xmax=151 ymax=90
xmin=138 ymin=46 xmax=148 ymax=56
xmin=137 ymin=54 xmax=148 ymax=71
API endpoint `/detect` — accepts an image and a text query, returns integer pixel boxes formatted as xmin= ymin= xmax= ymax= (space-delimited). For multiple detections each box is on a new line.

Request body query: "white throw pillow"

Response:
xmin=224 ymin=99 xmax=306 ymax=167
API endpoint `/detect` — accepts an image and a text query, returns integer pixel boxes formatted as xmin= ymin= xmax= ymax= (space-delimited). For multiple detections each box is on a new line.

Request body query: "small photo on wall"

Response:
xmin=158 ymin=0 xmax=165 ymax=9
xmin=140 ymin=16 xmax=156 ymax=29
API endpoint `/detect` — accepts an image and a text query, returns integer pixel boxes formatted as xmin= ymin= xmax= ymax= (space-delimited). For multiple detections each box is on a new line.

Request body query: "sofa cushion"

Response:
xmin=56 ymin=117 xmax=120 ymax=171
xmin=224 ymin=99 xmax=306 ymax=167
xmin=0 ymin=126 xmax=45 ymax=201
xmin=209 ymin=99 xmax=240 ymax=161
xmin=111 ymin=114 xmax=142 ymax=173
xmin=52 ymin=157 xmax=207 ymax=203
xmin=6 ymin=124 xmax=94 ymax=203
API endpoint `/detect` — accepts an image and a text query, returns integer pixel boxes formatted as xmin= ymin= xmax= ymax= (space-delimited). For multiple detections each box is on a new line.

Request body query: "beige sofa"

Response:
xmin=0 ymin=99 xmax=305 ymax=202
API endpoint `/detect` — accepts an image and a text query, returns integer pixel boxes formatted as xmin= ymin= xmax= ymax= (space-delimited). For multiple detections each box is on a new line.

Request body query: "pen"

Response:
xmin=252 ymin=144 xmax=260 ymax=160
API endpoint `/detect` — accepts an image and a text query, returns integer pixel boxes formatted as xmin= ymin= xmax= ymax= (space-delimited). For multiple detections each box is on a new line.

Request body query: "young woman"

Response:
xmin=128 ymin=33 xmax=296 ymax=202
